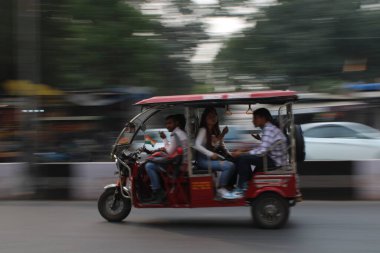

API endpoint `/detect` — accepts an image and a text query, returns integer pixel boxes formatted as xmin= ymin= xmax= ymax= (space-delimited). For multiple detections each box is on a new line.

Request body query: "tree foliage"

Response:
xmin=0 ymin=0 xmax=14 ymax=86
xmin=215 ymin=0 xmax=380 ymax=89
xmin=40 ymin=0 xmax=193 ymax=93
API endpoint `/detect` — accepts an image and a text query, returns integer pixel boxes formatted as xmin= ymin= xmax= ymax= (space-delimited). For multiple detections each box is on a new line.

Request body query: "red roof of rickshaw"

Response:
xmin=135 ymin=90 xmax=297 ymax=106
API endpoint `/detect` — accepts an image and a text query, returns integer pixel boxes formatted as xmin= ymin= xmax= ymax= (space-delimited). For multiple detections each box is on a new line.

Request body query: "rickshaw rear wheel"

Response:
xmin=98 ymin=187 xmax=131 ymax=222
xmin=251 ymin=192 xmax=289 ymax=229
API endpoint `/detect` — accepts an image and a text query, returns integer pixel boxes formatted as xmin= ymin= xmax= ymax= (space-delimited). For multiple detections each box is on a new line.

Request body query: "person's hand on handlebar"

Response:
xmin=158 ymin=147 xmax=166 ymax=152
xmin=139 ymin=145 xmax=152 ymax=154
xmin=159 ymin=131 xmax=166 ymax=139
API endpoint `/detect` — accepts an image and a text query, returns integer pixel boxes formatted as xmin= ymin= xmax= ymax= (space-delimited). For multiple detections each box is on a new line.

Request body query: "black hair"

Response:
xmin=174 ymin=114 xmax=186 ymax=131
xmin=199 ymin=106 xmax=221 ymax=149
xmin=166 ymin=114 xmax=186 ymax=131
xmin=253 ymin=108 xmax=274 ymax=123
xmin=165 ymin=115 xmax=176 ymax=121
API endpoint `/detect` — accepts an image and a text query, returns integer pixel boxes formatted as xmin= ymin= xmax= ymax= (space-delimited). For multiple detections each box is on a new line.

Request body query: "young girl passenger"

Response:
xmin=194 ymin=106 xmax=239 ymax=200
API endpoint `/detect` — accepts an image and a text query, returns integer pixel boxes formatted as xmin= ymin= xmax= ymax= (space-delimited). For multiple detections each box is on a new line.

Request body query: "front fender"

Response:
xmin=104 ymin=184 xmax=130 ymax=198
xmin=104 ymin=183 xmax=118 ymax=189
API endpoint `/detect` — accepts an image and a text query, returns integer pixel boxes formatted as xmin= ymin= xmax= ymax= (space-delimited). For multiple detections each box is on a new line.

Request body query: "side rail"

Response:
xmin=261 ymin=140 xmax=293 ymax=174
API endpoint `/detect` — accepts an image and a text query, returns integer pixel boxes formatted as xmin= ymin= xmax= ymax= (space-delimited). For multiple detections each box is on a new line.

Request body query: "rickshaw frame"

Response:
xmin=100 ymin=90 xmax=303 ymax=228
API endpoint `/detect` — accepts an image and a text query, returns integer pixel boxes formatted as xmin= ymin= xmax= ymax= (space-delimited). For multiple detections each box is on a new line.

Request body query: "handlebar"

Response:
xmin=137 ymin=145 xmax=152 ymax=154
xmin=118 ymin=144 xmax=151 ymax=161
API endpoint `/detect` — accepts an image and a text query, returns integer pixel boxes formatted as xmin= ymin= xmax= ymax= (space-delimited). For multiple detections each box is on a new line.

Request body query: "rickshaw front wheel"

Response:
xmin=98 ymin=187 xmax=131 ymax=222
xmin=251 ymin=192 xmax=289 ymax=229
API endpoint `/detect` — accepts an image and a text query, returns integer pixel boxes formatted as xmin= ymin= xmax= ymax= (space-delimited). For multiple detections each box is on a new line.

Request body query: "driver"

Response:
xmin=144 ymin=114 xmax=188 ymax=204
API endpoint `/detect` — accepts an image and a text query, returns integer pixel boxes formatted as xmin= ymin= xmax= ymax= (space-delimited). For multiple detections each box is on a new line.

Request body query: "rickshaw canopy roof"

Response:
xmin=135 ymin=90 xmax=297 ymax=107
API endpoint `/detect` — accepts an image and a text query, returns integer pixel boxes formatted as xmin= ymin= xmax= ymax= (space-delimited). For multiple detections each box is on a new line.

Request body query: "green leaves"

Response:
xmin=40 ymin=0 xmax=192 ymax=93
xmin=216 ymin=0 xmax=380 ymax=90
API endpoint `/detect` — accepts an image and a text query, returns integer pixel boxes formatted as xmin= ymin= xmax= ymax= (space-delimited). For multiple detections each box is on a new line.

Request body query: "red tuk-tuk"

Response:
xmin=98 ymin=90 xmax=304 ymax=229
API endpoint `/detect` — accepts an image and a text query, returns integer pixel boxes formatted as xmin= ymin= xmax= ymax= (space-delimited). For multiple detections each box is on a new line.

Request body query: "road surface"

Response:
xmin=0 ymin=201 xmax=379 ymax=253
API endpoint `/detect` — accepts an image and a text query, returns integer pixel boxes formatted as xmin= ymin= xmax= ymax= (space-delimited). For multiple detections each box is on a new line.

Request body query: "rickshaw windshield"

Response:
xmin=115 ymin=123 xmax=137 ymax=146
xmin=114 ymin=107 xmax=162 ymax=147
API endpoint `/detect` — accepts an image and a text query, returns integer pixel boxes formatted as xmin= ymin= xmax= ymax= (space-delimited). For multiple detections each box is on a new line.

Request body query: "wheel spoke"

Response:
xmin=106 ymin=195 xmax=124 ymax=215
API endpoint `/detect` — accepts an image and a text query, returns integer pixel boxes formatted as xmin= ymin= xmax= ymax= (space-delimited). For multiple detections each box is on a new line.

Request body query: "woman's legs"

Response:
xmin=197 ymin=157 xmax=240 ymax=199
xmin=218 ymin=161 xmax=235 ymax=188
xmin=197 ymin=158 xmax=235 ymax=188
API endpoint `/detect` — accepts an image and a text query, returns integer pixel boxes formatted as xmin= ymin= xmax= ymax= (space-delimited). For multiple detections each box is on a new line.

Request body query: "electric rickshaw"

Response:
xmin=98 ymin=90 xmax=304 ymax=229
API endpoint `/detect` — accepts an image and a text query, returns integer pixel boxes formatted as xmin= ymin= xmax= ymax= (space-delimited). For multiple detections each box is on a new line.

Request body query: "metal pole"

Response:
xmin=16 ymin=0 xmax=40 ymax=83
xmin=15 ymin=0 xmax=40 ymax=196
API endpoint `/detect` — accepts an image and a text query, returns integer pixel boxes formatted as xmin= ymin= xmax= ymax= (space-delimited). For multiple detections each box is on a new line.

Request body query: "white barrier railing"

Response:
xmin=1 ymin=161 xmax=380 ymax=200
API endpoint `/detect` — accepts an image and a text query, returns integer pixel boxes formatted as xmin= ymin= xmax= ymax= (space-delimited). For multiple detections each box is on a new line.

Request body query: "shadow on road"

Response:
xmin=103 ymin=217 xmax=298 ymax=231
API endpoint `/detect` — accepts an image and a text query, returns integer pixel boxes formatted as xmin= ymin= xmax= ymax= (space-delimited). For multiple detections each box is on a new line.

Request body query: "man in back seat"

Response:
xmin=231 ymin=108 xmax=288 ymax=195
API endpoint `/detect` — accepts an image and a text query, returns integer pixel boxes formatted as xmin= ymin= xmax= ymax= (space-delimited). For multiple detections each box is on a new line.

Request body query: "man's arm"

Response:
xmin=165 ymin=133 xmax=178 ymax=155
xmin=163 ymin=138 xmax=170 ymax=151
xmin=232 ymin=131 xmax=271 ymax=158
xmin=249 ymin=127 xmax=274 ymax=156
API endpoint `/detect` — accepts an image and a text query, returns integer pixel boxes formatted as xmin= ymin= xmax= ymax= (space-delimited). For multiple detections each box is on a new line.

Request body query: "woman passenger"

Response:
xmin=194 ymin=106 xmax=238 ymax=199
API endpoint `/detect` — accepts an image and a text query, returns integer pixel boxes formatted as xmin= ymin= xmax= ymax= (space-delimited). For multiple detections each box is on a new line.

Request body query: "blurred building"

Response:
xmin=0 ymin=82 xmax=152 ymax=162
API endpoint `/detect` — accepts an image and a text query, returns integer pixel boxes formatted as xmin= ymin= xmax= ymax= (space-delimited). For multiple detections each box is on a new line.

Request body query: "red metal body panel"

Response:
xmin=131 ymin=172 xmax=299 ymax=208
xmin=189 ymin=176 xmax=246 ymax=207
xmin=135 ymin=90 xmax=297 ymax=106
xmin=245 ymin=173 xmax=298 ymax=199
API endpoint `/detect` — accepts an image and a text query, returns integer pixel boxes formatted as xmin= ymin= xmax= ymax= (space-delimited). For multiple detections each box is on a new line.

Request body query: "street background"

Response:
xmin=3 ymin=0 xmax=380 ymax=164
xmin=2 ymin=1 xmax=380 ymax=252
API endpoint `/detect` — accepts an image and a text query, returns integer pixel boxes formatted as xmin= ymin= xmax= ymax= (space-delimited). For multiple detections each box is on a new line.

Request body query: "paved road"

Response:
xmin=0 ymin=201 xmax=379 ymax=253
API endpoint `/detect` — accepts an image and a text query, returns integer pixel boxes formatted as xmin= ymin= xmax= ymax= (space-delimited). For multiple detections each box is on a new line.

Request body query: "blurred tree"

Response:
xmin=40 ymin=0 xmax=193 ymax=94
xmin=40 ymin=0 xmax=68 ymax=87
xmin=0 ymin=0 xmax=14 ymax=88
xmin=138 ymin=0 xmax=210 ymax=82
xmin=215 ymin=0 xmax=380 ymax=90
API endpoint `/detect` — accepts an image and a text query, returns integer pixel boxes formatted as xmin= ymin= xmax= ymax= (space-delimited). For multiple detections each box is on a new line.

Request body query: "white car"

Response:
xmin=301 ymin=122 xmax=380 ymax=160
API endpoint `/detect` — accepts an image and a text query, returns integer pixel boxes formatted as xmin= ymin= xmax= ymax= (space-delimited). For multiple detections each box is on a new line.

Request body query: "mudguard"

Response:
xmin=103 ymin=184 xmax=130 ymax=198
